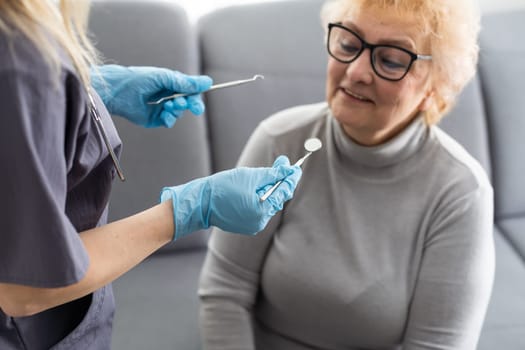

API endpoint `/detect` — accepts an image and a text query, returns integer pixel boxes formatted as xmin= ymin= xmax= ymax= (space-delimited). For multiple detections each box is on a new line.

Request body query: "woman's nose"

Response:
xmin=345 ymin=49 xmax=374 ymax=84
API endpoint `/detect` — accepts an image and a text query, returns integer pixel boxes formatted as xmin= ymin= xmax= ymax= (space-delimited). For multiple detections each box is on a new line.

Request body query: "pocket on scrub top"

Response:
xmin=50 ymin=284 xmax=115 ymax=350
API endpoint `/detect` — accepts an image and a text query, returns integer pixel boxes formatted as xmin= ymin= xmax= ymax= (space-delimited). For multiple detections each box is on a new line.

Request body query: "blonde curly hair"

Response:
xmin=321 ymin=0 xmax=481 ymax=125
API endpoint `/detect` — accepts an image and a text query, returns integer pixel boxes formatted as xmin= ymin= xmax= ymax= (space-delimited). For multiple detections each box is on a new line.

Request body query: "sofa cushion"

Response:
xmin=110 ymin=250 xmax=207 ymax=350
xmin=478 ymin=10 xmax=525 ymax=220
xmin=439 ymin=76 xmax=492 ymax=177
xmin=478 ymin=228 xmax=525 ymax=349
xmin=89 ymin=0 xmax=211 ymax=251
xmin=499 ymin=218 xmax=525 ymax=260
xmin=199 ymin=0 xmax=327 ymax=171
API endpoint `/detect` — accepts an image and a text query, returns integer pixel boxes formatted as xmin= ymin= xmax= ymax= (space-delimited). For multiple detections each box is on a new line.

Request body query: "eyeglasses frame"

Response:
xmin=327 ymin=22 xmax=432 ymax=81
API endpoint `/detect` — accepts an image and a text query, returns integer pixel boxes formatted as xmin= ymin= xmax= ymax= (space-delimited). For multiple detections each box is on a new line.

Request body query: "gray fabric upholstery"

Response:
xmin=439 ymin=76 xmax=492 ymax=177
xmin=86 ymin=1 xmax=525 ymax=348
xmin=199 ymin=0 xmax=327 ymax=171
xmin=499 ymin=218 xmax=525 ymax=261
xmin=110 ymin=250 xmax=207 ymax=350
xmin=479 ymin=12 xmax=525 ymax=219
xmin=478 ymin=228 xmax=525 ymax=349
xmin=478 ymin=11 xmax=525 ymax=261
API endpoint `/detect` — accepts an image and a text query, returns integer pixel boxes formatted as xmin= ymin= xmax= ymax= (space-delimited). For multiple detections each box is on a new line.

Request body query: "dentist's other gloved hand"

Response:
xmin=90 ymin=64 xmax=212 ymax=128
xmin=160 ymin=156 xmax=302 ymax=240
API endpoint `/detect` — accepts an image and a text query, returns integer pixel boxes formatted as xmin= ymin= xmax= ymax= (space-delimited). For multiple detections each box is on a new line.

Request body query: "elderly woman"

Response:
xmin=198 ymin=0 xmax=494 ymax=349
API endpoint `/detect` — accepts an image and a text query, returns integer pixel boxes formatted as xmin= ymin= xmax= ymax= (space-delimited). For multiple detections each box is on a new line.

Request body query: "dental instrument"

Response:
xmin=147 ymin=75 xmax=264 ymax=105
xmin=260 ymin=137 xmax=322 ymax=202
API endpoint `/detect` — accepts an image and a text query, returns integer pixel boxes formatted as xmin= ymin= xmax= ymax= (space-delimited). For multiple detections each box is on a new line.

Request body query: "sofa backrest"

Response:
xmin=89 ymin=0 xmax=211 ymax=250
xmin=439 ymin=78 xmax=492 ymax=176
xmin=199 ymin=0 xmax=328 ymax=171
xmin=478 ymin=10 xmax=525 ymax=220
xmin=478 ymin=10 xmax=525 ymax=258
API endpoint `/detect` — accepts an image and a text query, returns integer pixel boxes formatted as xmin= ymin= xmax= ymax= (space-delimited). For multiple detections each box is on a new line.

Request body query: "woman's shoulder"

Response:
xmin=241 ymin=102 xmax=330 ymax=166
xmin=258 ymin=102 xmax=329 ymax=138
xmin=0 ymin=29 xmax=76 ymax=82
xmin=429 ymin=126 xmax=492 ymax=193
xmin=0 ymin=30 xmax=43 ymax=72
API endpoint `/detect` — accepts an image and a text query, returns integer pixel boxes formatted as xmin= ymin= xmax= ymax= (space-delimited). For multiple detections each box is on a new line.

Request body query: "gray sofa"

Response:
xmin=88 ymin=1 xmax=525 ymax=349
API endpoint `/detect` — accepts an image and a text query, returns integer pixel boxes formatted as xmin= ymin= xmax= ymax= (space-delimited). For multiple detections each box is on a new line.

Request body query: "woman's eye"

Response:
xmin=379 ymin=57 xmax=407 ymax=70
xmin=340 ymin=42 xmax=360 ymax=54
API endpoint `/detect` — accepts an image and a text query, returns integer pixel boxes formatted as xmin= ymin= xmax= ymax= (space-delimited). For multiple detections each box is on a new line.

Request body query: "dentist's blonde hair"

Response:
xmin=0 ymin=0 xmax=99 ymax=88
xmin=321 ymin=0 xmax=481 ymax=125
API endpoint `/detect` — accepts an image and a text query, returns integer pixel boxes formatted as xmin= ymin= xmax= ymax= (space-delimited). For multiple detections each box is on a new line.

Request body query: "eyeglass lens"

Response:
xmin=328 ymin=25 xmax=413 ymax=80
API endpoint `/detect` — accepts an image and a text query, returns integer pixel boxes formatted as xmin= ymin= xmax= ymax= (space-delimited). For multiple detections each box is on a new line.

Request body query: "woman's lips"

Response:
xmin=341 ymin=88 xmax=374 ymax=104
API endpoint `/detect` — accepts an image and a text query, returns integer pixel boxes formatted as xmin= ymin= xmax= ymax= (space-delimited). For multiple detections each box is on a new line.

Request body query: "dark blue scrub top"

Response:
xmin=0 ymin=27 xmax=122 ymax=350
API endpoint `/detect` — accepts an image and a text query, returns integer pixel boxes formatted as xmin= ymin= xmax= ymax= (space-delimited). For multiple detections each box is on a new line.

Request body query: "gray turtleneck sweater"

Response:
xmin=198 ymin=102 xmax=494 ymax=350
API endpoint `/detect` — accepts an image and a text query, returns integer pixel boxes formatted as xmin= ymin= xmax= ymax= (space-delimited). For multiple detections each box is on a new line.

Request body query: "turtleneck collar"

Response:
xmin=330 ymin=112 xmax=429 ymax=169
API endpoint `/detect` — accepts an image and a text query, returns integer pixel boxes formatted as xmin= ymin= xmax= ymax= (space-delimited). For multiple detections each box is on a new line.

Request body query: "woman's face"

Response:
xmin=326 ymin=7 xmax=433 ymax=146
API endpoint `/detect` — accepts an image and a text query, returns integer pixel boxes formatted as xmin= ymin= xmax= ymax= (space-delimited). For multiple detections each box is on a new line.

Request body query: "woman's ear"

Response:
xmin=418 ymin=90 xmax=435 ymax=112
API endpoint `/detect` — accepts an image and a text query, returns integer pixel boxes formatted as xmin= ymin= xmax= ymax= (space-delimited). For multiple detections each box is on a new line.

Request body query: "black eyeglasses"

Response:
xmin=327 ymin=23 xmax=432 ymax=81
xmin=88 ymin=91 xmax=125 ymax=181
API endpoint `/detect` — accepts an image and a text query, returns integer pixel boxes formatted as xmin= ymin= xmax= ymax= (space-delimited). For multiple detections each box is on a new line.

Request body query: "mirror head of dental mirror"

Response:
xmin=304 ymin=138 xmax=322 ymax=153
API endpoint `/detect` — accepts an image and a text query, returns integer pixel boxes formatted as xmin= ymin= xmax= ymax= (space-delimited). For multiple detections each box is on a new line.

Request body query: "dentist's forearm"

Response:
xmin=0 ymin=201 xmax=174 ymax=317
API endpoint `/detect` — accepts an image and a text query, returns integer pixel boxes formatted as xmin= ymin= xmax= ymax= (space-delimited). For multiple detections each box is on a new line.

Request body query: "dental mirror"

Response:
xmin=260 ymin=137 xmax=323 ymax=202
xmin=295 ymin=138 xmax=323 ymax=167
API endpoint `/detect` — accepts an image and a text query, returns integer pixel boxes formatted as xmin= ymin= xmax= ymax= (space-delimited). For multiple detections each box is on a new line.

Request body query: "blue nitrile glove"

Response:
xmin=90 ymin=64 xmax=212 ymax=128
xmin=160 ymin=156 xmax=302 ymax=240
